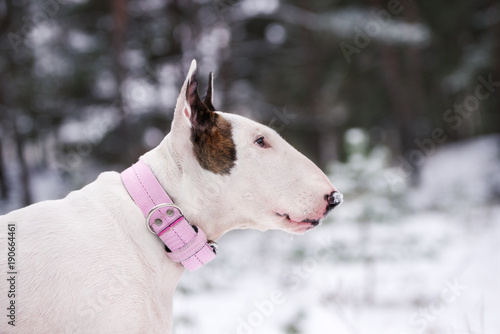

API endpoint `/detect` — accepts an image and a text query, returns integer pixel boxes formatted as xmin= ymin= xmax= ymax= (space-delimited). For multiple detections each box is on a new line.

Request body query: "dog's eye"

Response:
xmin=255 ymin=136 xmax=267 ymax=148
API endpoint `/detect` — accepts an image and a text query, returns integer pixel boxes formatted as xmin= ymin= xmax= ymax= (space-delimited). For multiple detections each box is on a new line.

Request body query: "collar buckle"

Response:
xmin=121 ymin=159 xmax=217 ymax=270
xmin=146 ymin=203 xmax=183 ymax=234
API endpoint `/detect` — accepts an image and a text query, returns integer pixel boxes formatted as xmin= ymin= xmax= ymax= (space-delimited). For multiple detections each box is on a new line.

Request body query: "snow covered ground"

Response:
xmin=1 ymin=134 xmax=499 ymax=334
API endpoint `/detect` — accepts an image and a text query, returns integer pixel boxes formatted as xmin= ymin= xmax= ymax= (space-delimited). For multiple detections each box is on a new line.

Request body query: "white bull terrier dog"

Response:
xmin=0 ymin=60 xmax=343 ymax=333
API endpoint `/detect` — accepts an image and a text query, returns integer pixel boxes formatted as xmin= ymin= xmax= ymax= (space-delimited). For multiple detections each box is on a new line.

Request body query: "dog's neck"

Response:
xmin=140 ymin=135 xmax=235 ymax=242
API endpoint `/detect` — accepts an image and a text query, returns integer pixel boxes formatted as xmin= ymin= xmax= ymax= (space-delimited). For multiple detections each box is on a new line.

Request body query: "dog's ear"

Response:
xmin=203 ymin=72 xmax=216 ymax=112
xmin=186 ymin=69 xmax=218 ymax=129
xmin=174 ymin=60 xmax=214 ymax=126
xmin=173 ymin=60 xmax=207 ymax=127
xmin=171 ymin=60 xmax=236 ymax=175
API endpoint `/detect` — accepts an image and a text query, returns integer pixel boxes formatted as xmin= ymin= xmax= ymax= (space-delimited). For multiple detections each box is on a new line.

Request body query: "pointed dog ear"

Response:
xmin=186 ymin=70 xmax=214 ymax=127
xmin=203 ymin=72 xmax=216 ymax=112
xmin=173 ymin=59 xmax=198 ymax=125
xmin=174 ymin=60 xmax=215 ymax=127
xmin=171 ymin=60 xmax=237 ymax=175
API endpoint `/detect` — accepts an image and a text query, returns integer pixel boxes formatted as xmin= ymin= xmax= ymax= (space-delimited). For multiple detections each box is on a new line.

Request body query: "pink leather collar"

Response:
xmin=121 ymin=160 xmax=217 ymax=271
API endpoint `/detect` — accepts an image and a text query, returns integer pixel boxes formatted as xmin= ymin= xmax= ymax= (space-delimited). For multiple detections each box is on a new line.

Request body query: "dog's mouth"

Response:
xmin=276 ymin=213 xmax=321 ymax=233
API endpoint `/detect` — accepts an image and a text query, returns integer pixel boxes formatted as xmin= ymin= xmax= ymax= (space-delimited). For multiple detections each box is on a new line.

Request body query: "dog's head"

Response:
xmin=153 ymin=60 xmax=342 ymax=238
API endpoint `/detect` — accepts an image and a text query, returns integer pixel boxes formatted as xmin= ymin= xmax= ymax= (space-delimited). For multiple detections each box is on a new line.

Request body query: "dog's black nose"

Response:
xmin=326 ymin=191 xmax=343 ymax=211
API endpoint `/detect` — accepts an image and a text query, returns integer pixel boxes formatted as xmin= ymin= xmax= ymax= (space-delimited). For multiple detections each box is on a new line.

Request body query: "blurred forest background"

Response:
xmin=1 ymin=0 xmax=500 ymax=333
xmin=0 ymin=0 xmax=499 ymax=208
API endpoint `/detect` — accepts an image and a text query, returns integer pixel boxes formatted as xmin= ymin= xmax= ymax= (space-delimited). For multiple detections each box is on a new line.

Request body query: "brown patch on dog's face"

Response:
xmin=191 ymin=114 xmax=236 ymax=174
xmin=187 ymin=72 xmax=237 ymax=175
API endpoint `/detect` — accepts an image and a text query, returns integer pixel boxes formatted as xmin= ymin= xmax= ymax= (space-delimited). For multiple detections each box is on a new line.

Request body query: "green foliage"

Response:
xmin=329 ymin=128 xmax=408 ymax=223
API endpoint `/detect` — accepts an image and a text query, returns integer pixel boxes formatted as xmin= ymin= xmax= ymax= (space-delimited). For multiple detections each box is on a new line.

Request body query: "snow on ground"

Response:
xmin=173 ymin=135 xmax=500 ymax=334
xmin=174 ymin=209 xmax=500 ymax=334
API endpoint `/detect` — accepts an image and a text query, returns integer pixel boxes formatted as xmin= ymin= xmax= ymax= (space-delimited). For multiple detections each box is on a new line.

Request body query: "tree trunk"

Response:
xmin=111 ymin=0 xmax=132 ymax=163
xmin=111 ymin=0 xmax=128 ymax=99
xmin=375 ymin=0 xmax=424 ymax=185
xmin=378 ymin=45 xmax=419 ymax=182
xmin=489 ymin=0 xmax=500 ymax=134
xmin=402 ymin=1 xmax=425 ymax=133
xmin=0 ymin=139 xmax=8 ymax=200
xmin=13 ymin=121 xmax=32 ymax=206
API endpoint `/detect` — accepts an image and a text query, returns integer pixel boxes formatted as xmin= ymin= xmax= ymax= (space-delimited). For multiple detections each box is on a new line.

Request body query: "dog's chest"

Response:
xmin=1 ymin=172 xmax=182 ymax=332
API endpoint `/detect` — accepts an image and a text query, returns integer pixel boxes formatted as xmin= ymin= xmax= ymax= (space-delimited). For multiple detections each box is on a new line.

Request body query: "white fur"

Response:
xmin=0 ymin=60 xmax=337 ymax=333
